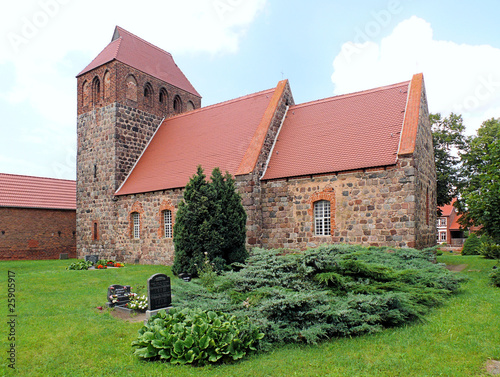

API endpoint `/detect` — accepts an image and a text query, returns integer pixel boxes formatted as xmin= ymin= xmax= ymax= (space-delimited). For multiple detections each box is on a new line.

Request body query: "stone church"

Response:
xmin=76 ymin=26 xmax=436 ymax=264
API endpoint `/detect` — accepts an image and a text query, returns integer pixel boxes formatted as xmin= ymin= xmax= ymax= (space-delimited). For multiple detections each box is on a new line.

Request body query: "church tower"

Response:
xmin=76 ymin=26 xmax=201 ymax=258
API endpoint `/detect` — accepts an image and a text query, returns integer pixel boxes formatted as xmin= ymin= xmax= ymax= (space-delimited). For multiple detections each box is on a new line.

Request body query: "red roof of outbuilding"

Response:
xmin=115 ymin=81 xmax=288 ymax=195
xmin=261 ymin=80 xmax=411 ymax=180
xmin=77 ymin=26 xmax=200 ymax=97
xmin=0 ymin=173 xmax=76 ymax=210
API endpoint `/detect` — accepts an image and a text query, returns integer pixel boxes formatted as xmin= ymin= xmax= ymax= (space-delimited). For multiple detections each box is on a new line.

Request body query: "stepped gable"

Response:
xmin=261 ymin=78 xmax=417 ymax=180
xmin=77 ymin=26 xmax=200 ymax=97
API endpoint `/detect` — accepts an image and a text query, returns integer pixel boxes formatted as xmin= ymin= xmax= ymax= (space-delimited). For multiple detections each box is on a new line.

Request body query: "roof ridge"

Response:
xmin=164 ymin=86 xmax=277 ymax=121
xmin=292 ymin=80 xmax=410 ymax=110
xmin=0 ymin=172 xmax=75 ymax=183
xmin=115 ymin=26 xmax=173 ymax=58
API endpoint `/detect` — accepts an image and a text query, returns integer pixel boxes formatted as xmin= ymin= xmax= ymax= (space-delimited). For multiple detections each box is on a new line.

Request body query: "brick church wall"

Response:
xmin=0 ymin=207 xmax=76 ymax=260
xmin=76 ymin=58 xmax=201 ymax=260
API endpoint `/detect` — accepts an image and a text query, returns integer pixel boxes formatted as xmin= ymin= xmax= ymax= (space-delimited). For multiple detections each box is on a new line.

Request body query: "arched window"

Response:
xmin=187 ymin=100 xmax=195 ymax=111
xmin=103 ymin=71 xmax=111 ymax=100
xmin=92 ymin=76 xmax=101 ymax=105
xmin=314 ymin=200 xmax=331 ymax=236
xmin=173 ymin=95 xmax=182 ymax=113
xmin=163 ymin=210 xmax=172 ymax=238
xmin=159 ymin=88 xmax=168 ymax=110
xmin=125 ymin=75 xmax=137 ymax=101
xmin=132 ymin=212 xmax=140 ymax=239
xmin=144 ymin=82 xmax=153 ymax=107
xmin=82 ymin=80 xmax=90 ymax=107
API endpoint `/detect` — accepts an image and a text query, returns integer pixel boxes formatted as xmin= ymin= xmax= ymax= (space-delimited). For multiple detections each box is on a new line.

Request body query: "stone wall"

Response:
xmin=76 ymin=58 xmax=201 ymax=260
xmin=259 ymin=162 xmax=422 ymax=250
xmin=0 ymin=208 xmax=76 ymax=260
xmin=410 ymin=82 xmax=437 ymax=248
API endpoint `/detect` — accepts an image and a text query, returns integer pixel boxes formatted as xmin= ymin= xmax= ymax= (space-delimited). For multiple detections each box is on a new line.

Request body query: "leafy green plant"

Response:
xmin=197 ymin=253 xmax=218 ymax=290
xmin=132 ymin=308 xmax=264 ymax=365
xmin=479 ymin=241 xmax=500 ymax=259
xmin=66 ymin=260 xmax=93 ymax=270
xmin=461 ymin=233 xmax=481 ymax=255
xmin=490 ymin=267 xmax=500 ymax=287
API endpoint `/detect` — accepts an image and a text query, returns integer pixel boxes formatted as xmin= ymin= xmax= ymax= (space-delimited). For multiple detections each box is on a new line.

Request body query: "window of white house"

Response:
xmin=438 ymin=231 xmax=447 ymax=242
xmin=132 ymin=212 xmax=140 ymax=239
xmin=163 ymin=210 xmax=172 ymax=238
xmin=437 ymin=218 xmax=447 ymax=227
xmin=314 ymin=200 xmax=331 ymax=236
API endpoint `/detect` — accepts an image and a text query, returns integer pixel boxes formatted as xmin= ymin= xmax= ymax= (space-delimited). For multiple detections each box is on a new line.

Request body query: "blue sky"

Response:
xmin=1 ymin=0 xmax=499 ymax=180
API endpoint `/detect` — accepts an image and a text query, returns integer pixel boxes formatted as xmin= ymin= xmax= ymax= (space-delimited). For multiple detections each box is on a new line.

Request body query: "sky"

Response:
xmin=1 ymin=0 xmax=499 ymax=181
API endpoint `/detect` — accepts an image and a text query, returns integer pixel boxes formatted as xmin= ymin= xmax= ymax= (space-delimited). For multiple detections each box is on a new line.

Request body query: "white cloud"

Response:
xmin=332 ymin=16 xmax=500 ymax=135
xmin=0 ymin=0 xmax=266 ymax=179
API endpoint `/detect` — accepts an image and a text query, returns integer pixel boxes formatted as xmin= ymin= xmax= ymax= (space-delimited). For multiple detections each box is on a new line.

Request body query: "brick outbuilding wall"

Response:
xmin=0 ymin=207 xmax=76 ymax=260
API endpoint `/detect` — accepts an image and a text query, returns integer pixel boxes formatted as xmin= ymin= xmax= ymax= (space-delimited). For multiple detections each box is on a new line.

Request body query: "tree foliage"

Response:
xmin=458 ymin=118 xmax=500 ymax=243
xmin=172 ymin=166 xmax=248 ymax=276
xmin=430 ymin=113 xmax=466 ymax=209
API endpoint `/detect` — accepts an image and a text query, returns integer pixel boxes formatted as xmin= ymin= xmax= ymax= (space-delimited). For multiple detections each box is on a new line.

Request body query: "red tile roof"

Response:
xmin=439 ymin=198 xmax=457 ymax=217
xmin=115 ymin=82 xmax=288 ymax=195
xmin=261 ymin=80 xmax=411 ymax=180
xmin=0 ymin=173 xmax=76 ymax=210
xmin=77 ymin=26 xmax=200 ymax=97
xmin=449 ymin=215 xmax=464 ymax=231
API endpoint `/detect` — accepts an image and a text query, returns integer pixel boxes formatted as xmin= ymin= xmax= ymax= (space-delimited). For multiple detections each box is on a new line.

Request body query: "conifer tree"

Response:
xmin=172 ymin=166 xmax=247 ymax=276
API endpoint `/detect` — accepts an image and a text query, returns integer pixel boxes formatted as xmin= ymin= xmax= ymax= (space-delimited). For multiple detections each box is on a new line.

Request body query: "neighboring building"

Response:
xmin=76 ymin=27 xmax=437 ymax=265
xmin=436 ymin=199 xmax=481 ymax=246
xmin=0 ymin=173 xmax=76 ymax=260
xmin=437 ymin=198 xmax=465 ymax=246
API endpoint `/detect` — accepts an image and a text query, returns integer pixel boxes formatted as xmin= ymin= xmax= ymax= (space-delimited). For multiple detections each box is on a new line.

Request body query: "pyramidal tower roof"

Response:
xmin=77 ymin=26 xmax=200 ymax=97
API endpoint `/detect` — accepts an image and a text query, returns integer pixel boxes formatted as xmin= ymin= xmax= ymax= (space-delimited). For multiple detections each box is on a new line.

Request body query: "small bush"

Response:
xmin=480 ymin=242 xmax=500 ymax=259
xmin=67 ymin=260 xmax=92 ymax=270
xmin=132 ymin=308 xmax=264 ymax=365
xmin=462 ymin=233 xmax=481 ymax=255
xmin=490 ymin=268 xmax=500 ymax=287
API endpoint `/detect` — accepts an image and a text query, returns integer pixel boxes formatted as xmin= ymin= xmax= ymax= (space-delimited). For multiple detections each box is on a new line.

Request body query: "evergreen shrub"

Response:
xmin=172 ymin=166 xmax=247 ymax=277
xmin=462 ymin=233 xmax=481 ymax=255
xmin=172 ymin=245 xmax=464 ymax=346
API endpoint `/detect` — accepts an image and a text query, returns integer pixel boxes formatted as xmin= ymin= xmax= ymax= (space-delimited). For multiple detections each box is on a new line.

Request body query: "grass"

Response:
xmin=0 ymin=255 xmax=499 ymax=376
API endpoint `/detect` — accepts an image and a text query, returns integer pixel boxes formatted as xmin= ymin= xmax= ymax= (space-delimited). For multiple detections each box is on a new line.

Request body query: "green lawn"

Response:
xmin=0 ymin=255 xmax=499 ymax=376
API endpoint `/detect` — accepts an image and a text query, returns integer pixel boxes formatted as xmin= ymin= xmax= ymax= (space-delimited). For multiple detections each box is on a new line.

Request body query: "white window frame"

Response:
xmin=438 ymin=231 xmax=447 ymax=243
xmin=132 ymin=212 xmax=140 ymax=239
xmin=314 ymin=200 xmax=331 ymax=236
xmin=163 ymin=210 xmax=172 ymax=238
xmin=437 ymin=218 xmax=447 ymax=228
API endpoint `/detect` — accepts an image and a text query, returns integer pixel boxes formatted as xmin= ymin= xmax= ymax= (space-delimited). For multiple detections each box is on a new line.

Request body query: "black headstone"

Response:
xmin=85 ymin=255 xmax=99 ymax=264
xmin=147 ymin=274 xmax=171 ymax=311
xmin=107 ymin=284 xmax=131 ymax=307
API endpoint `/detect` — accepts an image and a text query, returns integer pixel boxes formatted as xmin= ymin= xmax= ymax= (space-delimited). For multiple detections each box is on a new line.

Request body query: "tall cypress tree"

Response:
xmin=172 ymin=166 xmax=248 ymax=276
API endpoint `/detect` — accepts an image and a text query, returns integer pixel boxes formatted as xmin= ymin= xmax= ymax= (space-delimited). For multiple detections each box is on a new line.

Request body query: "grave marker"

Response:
xmin=147 ymin=274 xmax=171 ymax=311
xmin=85 ymin=255 xmax=99 ymax=264
xmin=107 ymin=284 xmax=131 ymax=307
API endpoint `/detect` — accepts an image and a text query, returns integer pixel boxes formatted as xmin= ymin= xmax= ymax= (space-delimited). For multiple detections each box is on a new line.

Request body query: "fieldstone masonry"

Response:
xmin=76 ymin=31 xmax=436 ymax=264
